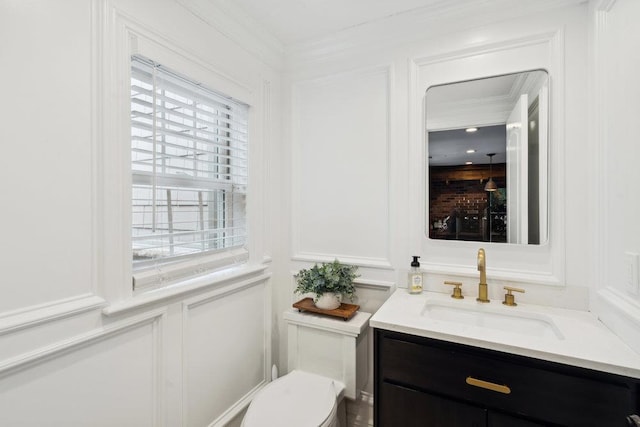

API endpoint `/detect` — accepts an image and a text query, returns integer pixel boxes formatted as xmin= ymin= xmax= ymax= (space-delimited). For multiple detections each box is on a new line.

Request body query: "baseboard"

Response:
xmin=346 ymin=391 xmax=374 ymax=427
xmin=210 ymin=381 xmax=266 ymax=427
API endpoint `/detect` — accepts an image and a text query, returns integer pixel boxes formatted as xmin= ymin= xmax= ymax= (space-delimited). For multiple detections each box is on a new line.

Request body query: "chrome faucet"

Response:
xmin=476 ymin=248 xmax=490 ymax=303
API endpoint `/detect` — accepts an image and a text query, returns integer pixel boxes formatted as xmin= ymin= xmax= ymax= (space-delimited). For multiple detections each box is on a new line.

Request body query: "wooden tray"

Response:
xmin=292 ymin=298 xmax=360 ymax=321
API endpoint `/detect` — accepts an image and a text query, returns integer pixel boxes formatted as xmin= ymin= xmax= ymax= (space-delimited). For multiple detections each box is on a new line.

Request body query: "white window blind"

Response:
xmin=130 ymin=55 xmax=248 ymax=288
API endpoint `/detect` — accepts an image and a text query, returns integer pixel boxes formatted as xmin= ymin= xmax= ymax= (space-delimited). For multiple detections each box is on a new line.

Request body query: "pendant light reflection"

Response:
xmin=484 ymin=153 xmax=498 ymax=192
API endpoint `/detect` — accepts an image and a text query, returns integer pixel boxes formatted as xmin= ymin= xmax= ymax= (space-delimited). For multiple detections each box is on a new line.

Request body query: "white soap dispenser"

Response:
xmin=408 ymin=256 xmax=424 ymax=294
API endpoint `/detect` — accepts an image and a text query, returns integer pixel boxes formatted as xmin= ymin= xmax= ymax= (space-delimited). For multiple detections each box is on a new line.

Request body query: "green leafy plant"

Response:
xmin=294 ymin=260 xmax=359 ymax=302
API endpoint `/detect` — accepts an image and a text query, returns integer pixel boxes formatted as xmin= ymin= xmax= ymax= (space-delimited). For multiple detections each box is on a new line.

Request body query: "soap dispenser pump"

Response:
xmin=408 ymin=256 xmax=424 ymax=294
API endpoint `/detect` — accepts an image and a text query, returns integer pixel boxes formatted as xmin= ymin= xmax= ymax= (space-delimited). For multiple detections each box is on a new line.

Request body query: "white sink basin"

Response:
xmin=421 ymin=300 xmax=564 ymax=340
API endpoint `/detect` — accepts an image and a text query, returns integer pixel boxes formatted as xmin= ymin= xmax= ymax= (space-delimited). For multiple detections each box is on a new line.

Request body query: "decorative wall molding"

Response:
xmin=595 ymin=0 xmax=618 ymax=12
xmin=422 ymin=262 xmax=563 ymax=286
xmin=413 ymin=28 xmax=567 ymax=287
xmin=353 ymin=278 xmax=396 ymax=291
xmin=287 ymin=270 xmax=394 ymax=310
xmin=182 ymin=274 xmax=271 ymax=426
xmin=260 ymin=79 xmax=273 ymax=260
xmin=286 ymin=0 xmax=584 ymax=66
xmin=89 ymin=0 xmax=103 ymax=300
xmin=291 ymin=253 xmax=393 ymax=270
xmin=182 ymin=272 xmax=271 ymax=310
xmin=124 ymin=18 xmax=253 ymax=101
xmin=0 ymin=308 xmax=166 ymax=426
xmin=0 ymin=308 xmax=166 ymax=377
xmin=588 ymin=0 xmax=640 ymax=355
xmin=93 ymin=0 xmax=134 ymax=302
xmin=175 ymin=0 xmax=284 ymax=70
xmin=291 ymin=65 xmax=393 ymax=269
xmin=588 ymin=0 xmax=611 ymax=294
xmin=103 ymin=265 xmax=269 ymax=316
xmin=413 ymin=31 xmax=560 ymax=68
xmin=5 ymin=1 xmax=275 ymax=426
xmin=0 ymin=294 xmax=105 ymax=336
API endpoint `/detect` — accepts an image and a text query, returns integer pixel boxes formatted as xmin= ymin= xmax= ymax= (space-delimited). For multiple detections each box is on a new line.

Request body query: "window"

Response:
xmin=130 ymin=55 xmax=248 ymax=289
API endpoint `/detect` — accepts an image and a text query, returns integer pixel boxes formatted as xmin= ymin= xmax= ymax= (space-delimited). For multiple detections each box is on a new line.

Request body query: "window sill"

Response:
xmin=133 ymin=247 xmax=249 ymax=291
xmin=102 ymin=263 xmax=270 ymax=317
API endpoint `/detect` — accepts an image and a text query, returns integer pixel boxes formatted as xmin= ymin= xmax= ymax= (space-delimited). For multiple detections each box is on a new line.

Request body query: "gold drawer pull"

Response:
xmin=466 ymin=376 xmax=511 ymax=394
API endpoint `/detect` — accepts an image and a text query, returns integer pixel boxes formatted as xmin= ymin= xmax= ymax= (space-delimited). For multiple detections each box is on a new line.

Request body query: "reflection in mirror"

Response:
xmin=426 ymin=70 xmax=549 ymax=245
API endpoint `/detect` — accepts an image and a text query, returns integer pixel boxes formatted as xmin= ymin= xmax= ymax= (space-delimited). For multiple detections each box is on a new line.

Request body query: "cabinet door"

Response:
xmin=378 ymin=382 xmax=486 ymax=427
xmin=377 ymin=329 xmax=639 ymax=426
xmin=488 ymin=411 xmax=547 ymax=427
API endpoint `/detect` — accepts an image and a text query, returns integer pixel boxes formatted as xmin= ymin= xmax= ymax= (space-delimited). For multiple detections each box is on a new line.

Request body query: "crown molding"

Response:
xmin=176 ymin=0 xmax=285 ymax=71
xmin=286 ymin=0 xmax=584 ymax=66
xmin=594 ymin=0 xmax=618 ymax=12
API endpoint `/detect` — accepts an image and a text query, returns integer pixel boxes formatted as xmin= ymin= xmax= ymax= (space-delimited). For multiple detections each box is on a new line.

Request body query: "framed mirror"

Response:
xmin=426 ymin=70 xmax=549 ymax=245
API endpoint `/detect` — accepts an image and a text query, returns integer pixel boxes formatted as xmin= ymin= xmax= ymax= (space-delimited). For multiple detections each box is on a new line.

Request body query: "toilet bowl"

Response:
xmin=241 ymin=370 xmax=344 ymax=427
xmin=242 ymin=309 xmax=371 ymax=427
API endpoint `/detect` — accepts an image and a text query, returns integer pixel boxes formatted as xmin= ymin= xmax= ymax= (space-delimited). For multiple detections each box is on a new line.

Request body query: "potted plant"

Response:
xmin=294 ymin=260 xmax=359 ymax=310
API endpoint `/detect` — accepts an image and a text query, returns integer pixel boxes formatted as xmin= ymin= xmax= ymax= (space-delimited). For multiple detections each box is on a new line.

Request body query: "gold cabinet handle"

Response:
xmin=466 ymin=376 xmax=511 ymax=394
xmin=444 ymin=281 xmax=464 ymax=299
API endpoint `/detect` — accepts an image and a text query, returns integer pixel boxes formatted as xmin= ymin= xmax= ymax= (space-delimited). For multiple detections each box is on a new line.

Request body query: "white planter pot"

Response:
xmin=315 ymin=292 xmax=341 ymax=310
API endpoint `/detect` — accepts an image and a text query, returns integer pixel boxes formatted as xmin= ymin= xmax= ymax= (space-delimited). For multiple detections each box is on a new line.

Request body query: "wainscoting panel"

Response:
xmin=183 ymin=280 xmax=269 ymax=427
xmin=291 ymin=66 xmax=392 ymax=269
xmin=0 ymin=311 xmax=164 ymax=426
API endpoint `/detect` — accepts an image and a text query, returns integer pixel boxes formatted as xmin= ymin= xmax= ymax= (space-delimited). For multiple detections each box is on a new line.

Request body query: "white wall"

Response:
xmin=2 ymin=1 xmax=638 ymax=426
xmin=279 ymin=2 xmax=595 ymax=425
xmin=0 ymin=0 xmax=94 ymax=313
xmin=0 ymin=1 xmax=282 ymax=426
xmin=590 ymin=0 xmax=640 ymax=354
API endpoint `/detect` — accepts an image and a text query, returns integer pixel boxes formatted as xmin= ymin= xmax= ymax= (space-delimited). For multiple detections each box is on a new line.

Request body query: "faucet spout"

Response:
xmin=477 ymin=248 xmax=486 ymax=284
xmin=476 ymin=248 xmax=490 ymax=303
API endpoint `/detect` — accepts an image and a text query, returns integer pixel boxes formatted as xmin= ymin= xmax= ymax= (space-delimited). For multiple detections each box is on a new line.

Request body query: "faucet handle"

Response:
xmin=444 ymin=281 xmax=464 ymax=299
xmin=502 ymin=286 xmax=525 ymax=306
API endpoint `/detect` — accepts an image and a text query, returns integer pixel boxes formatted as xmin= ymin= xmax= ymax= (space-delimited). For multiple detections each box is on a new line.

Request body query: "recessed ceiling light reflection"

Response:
xmin=465 ymin=127 xmax=478 ymax=133
xmin=465 ymin=161 xmax=473 ymax=165
xmin=466 ymin=149 xmax=476 ymax=153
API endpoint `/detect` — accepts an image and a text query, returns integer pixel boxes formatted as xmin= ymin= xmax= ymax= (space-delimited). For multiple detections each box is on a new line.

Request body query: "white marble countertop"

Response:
xmin=370 ymin=289 xmax=640 ymax=379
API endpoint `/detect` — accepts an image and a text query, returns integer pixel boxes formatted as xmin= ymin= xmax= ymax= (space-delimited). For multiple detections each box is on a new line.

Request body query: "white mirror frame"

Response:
xmin=408 ymin=29 xmax=566 ymax=286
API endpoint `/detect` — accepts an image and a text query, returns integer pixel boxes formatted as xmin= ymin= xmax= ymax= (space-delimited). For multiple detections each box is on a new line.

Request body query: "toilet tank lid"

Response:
xmin=243 ymin=371 xmax=343 ymax=427
xmin=283 ymin=309 xmax=371 ymax=336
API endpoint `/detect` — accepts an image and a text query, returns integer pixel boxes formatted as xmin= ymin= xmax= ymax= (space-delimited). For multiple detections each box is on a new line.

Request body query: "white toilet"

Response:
xmin=242 ymin=309 xmax=371 ymax=427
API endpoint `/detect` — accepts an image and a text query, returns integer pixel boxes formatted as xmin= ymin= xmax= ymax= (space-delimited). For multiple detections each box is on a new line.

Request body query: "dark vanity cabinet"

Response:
xmin=374 ymin=329 xmax=640 ymax=427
